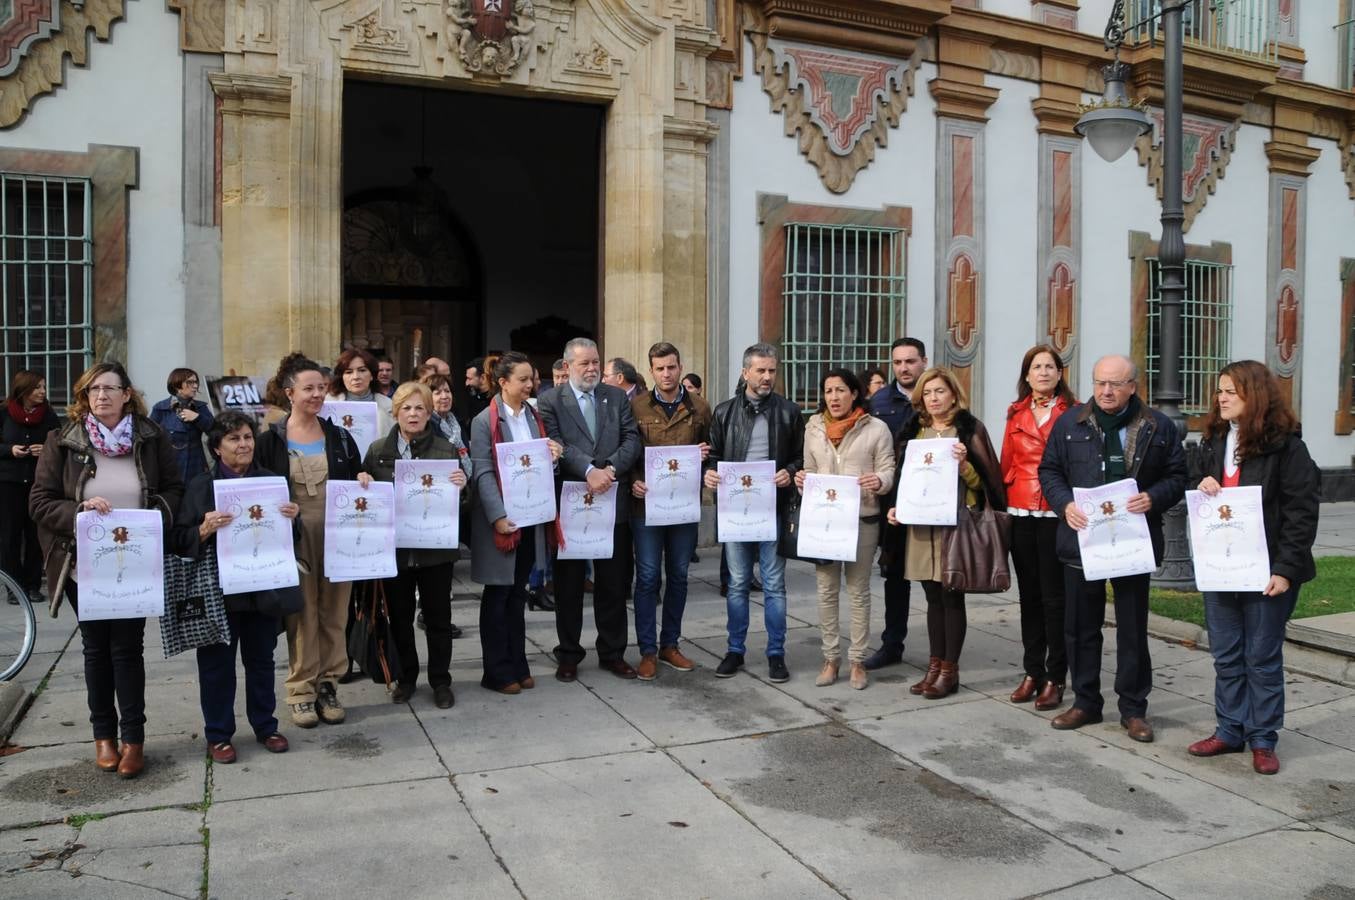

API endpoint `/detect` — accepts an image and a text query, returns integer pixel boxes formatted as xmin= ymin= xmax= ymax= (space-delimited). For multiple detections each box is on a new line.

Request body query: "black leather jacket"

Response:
xmin=705 ymin=391 xmax=804 ymax=515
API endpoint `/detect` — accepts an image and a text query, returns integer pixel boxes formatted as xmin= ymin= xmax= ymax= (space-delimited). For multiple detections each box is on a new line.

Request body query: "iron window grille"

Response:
xmin=1127 ymin=0 xmax=1279 ymax=63
xmin=781 ymin=222 xmax=907 ymax=412
xmin=0 ymin=174 xmax=93 ymax=407
xmin=1145 ymin=257 xmax=1234 ymax=418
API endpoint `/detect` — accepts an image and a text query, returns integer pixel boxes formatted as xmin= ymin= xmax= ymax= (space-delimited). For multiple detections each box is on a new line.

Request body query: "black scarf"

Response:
xmin=1092 ymin=395 xmax=1139 ymax=483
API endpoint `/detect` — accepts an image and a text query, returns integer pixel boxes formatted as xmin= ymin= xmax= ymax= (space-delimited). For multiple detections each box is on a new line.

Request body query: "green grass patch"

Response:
xmin=63 ymin=812 xmax=109 ymax=829
xmin=1148 ymin=556 xmax=1355 ymax=628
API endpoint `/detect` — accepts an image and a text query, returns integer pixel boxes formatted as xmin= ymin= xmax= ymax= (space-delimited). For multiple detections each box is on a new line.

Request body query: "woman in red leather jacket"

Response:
xmin=1000 ymin=345 xmax=1076 ymax=711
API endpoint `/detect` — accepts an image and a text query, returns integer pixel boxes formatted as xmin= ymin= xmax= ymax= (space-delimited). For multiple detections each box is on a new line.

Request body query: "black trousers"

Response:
xmin=480 ymin=528 xmax=534 ymax=689
xmin=385 ymin=562 xmax=454 ymax=689
xmin=1065 ymin=568 xmax=1152 ymax=719
xmin=197 ymin=609 xmax=279 ymax=744
xmin=68 ymin=583 xmax=147 ymax=744
xmin=879 ymin=558 xmax=912 ymax=654
xmin=0 ymin=481 xmax=41 ymax=590
xmin=553 ymin=519 xmax=630 ymax=666
xmin=1011 ymin=516 xmax=1067 ymax=684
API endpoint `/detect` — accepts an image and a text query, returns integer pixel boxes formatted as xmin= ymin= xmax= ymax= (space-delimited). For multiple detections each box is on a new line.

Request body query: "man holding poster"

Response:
xmin=1039 ymin=355 xmax=1186 ymax=742
xmin=703 ymin=343 xmax=804 ymax=683
xmin=628 ymin=342 xmax=712 ymax=681
xmin=538 ymin=338 xmax=642 ymax=682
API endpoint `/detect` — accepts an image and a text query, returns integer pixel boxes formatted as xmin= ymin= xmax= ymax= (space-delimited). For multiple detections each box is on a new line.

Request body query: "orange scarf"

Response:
xmin=824 ymin=407 xmax=866 ymax=446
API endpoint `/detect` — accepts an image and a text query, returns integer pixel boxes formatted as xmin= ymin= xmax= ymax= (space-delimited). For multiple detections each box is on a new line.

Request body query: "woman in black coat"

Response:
xmin=0 ymin=370 xmax=61 ymax=603
xmin=175 ymin=411 xmax=299 ymax=764
xmin=1187 ymin=360 xmax=1320 ymax=776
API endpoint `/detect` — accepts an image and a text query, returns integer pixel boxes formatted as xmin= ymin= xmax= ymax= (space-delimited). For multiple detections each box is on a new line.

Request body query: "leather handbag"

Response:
xmin=777 ymin=491 xmax=827 ymax=565
xmin=941 ymin=495 xmax=1012 ymax=594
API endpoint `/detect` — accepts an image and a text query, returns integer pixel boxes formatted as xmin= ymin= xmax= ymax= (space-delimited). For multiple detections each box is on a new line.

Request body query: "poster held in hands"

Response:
xmin=796 ymin=474 xmax=861 ymax=562
xmin=323 ymin=480 xmax=397 ymax=581
xmin=319 ymin=401 xmax=380 ymax=460
xmin=558 ymin=480 xmax=617 ymax=560
xmin=1072 ymin=478 xmax=1157 ymax=580
xmin=74 ymin=509 xmax=165 ymax=620
xmin=716 ymin=461 xmax=777 ymax=543
xmin=394 ymin=459 xmax=461 ymax=549
xmin=213 ymin=476 xmax=299 ymax=594
xmin=495 ymin=438 xmax=556 ymax=527
xmin=643 ymin=445 xmax=702 ymax=526
xmin=895 ymin=438 xmax=959 ymax=526
xmin=1185 ymin=486 xmax=1270 ymax=592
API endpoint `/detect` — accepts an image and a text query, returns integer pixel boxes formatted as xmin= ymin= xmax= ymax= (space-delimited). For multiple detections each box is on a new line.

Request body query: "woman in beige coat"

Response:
xmin=795 ymin=369 xmax=895 ymax=690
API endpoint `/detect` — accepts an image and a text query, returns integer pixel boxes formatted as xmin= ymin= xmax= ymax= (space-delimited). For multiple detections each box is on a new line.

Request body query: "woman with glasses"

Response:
xmin=30 ymin=362 xmax=184 ymax=778
xmin=150 ymin=368 xmax=215 ymax=483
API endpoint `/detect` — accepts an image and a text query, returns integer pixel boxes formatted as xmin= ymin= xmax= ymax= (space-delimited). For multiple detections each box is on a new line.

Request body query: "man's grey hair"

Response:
xmin=563 ymin=337 xmax=598 ymax=362
xmin=607 ymin=357 xmax=639 ymax=386
xmin=1093 ymin=354 xmax=1138 ymax=381
xmin=741 ymin=342 xmax=779 ymax=369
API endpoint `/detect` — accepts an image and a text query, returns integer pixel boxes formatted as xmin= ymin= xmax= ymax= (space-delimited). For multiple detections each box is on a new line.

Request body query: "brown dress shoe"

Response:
xmin=658 ymin=646 xmax=696 ymax=671
xmin=258 ymin=733 xmax=290 ymax=753
xmin=922 ymin=661 xmax=958 ymax=699
xmin=208 ymin=742 xmax=237 ymax=764
xmin=495 ymin=682 xmax=522 ymax=695
xmin=637 ymin=654 xmax=658 ymax=681
xmin=519 ymin=676 xmax=536 ymax=690
xmin=1010 ymin=676 xmax=1039 ymax=704
xmin=1050 ymin=707 xmax=1103 ymax=730
xmin=600 ymin=658 xmax=638 ymax=680
xmin=1034 ymin=681 xmax=1065 ymax=711
xmin=910 ymin=657 xmax=942 ymax=696
xmin=555 ymin=663 xmax=578 ymax=683
xmin=117 ymin=743 xmax=145 ymax=779
xmin=95 ymin=739 xmax=121 ymax=772
xmin=1252 ymin=748 xmax=1280 ymax=775
xmin=1188 ymin=735 xmax=1243 ymax=757
xmin=1121 ymin=717 xmax=1154 ymax=743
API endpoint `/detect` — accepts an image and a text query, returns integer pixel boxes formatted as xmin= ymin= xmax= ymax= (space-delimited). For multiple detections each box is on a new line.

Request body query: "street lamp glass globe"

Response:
xmin=1075 ymin=106 xmax=1152 ymax=163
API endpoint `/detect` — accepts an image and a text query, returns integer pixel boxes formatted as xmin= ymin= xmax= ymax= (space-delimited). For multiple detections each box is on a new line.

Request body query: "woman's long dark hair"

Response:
xmin=1201 ymin=359 xmax=1299 ymax=462
xmin=817 ymin=368 xmax=866 ymax=415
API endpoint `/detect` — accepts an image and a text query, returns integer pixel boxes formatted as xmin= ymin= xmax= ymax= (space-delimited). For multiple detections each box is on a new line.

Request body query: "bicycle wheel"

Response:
xmin=0 ymin=571 xmax=36 ymax=682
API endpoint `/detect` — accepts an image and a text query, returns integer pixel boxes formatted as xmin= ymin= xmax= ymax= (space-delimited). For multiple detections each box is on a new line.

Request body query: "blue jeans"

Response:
xmin=632 ymin=519 xmax=699 ymax=656
xmin=1204 ymin=587 xmax=1298 ymax=750
xmin=197 ymin=609 xmax=280 ymax=744
xmin=724 ymin=541 xmax=787 ymax=657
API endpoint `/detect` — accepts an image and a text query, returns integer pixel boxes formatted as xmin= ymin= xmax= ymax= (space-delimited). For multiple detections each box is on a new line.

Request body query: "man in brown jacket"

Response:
xmin=629 ymin=342 xmax=713 ymax=680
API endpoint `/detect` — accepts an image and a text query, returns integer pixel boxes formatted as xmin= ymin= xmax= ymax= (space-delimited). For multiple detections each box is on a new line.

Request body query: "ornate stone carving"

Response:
xmin=1344 ymin=135 xmax=1355 ymax=202
xmin=448 ymin=0 xmax=536 ymax=76
xmin=0 ymin=0 xmax=122 ymax=127
xmin=750 ymin=28 xmax=917 ymax=193
xmin=344 ymin=10 xmax=409 ymax=54
xmin=1134 ymin=110 xmax=1238 ymax=233
xmin=566 ymin=38 xmax=613 ymax=75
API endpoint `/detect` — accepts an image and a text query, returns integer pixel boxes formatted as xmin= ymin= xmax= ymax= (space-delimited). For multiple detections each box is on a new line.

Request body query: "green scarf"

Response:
xmin=1092 ymin=395 xmax=1139 ymax=483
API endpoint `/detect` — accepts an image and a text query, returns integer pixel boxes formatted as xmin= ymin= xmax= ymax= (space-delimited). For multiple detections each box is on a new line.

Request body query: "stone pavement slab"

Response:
xmin=856 ymin=699 xmax=1295 ymax=869
xmin=670 ymin=725 xmax=1110 ymax=900
xmin=1286 ymin=695 xmax=1355 ymax=751
xmin=1153 ymin=655 xmax=1354 ymax=711
xmin=1131 ymin=826 xmax=1355 ymax=900
xmin=460 ymin=747 xmax=839 ymax=899
xmin=207 ymin=778 xmax=518 ymax=900
xmin=1035 ymin=874 xmax=1168 ymax=899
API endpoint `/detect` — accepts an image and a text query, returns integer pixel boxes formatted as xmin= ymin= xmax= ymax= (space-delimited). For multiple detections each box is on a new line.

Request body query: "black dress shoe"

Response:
xmin=526 ymin=590 xmax=556 ymax=612
xmin=391 ymin=683 xmax=415 ymax=703
xmin=337 ymin=669 xmax=362 ymax=685
xmin=555 ymin=663 xmax=578 ymax=683
xmin=862 ymin=647 xmax=902 ymax=671
xmin=434 ymin=685 xmax=455 ymax=709
xmin=767 ymin=656 xmax=790 ymax=683
xmin=449 ymin=623 xmax=464 ymax=639
xmin=714 ymin=652 xmax=744 ymax=678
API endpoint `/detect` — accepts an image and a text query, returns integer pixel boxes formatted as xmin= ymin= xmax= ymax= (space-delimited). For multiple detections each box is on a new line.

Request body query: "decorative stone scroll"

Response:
xmin=750 ymin=31 xmax=917 ymax=193
xmin=0 ymin=0 xmax=124 ymax=127
xmin=1134 ymin=110 xmax=1239 ymax=234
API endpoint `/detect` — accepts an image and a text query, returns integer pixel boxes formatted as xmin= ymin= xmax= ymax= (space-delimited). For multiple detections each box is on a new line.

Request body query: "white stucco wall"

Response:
xmin=1 ymin=0 xmax=185 ymax=403
xmin=1297 ymin=2 xmax=1343 ymax=90
xmin=1303 ymin=139 xmax=1355 ymax=467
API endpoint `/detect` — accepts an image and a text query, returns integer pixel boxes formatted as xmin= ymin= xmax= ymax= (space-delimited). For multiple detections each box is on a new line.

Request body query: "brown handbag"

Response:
xmin=941 ymin=492 xmax=1012 ymax=594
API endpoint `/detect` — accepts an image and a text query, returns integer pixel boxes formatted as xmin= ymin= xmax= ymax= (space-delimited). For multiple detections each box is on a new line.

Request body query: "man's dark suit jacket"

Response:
xmin=537 ymin=382 xmax=642 ymax=487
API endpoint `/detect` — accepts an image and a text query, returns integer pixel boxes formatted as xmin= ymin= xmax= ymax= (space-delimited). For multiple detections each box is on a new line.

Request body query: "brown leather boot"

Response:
xmin=909 ymin=657 xmax=942 ymax=696
xmin=1034 ymin=681 xmax=1065 ymax=711
xmin=1009 ymin=676 xmax=1039 ymax=703
xmin=923 ymin=661 xmax=959 ymax=699
xmin=117 ymin=743 xmax=145 ymax=779
xmin=94 ymin=739 xmax=121 ymax=772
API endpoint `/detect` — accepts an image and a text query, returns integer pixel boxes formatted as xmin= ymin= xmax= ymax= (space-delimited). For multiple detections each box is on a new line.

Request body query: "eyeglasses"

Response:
xmin=1092 ymin=379 xmax=1134 ymax=391
xmin=87 ymin=385 xmax=127 ymax=395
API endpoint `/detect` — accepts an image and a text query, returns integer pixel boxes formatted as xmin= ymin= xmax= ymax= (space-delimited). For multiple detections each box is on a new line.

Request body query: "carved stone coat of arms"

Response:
xmin=447 ymin=0 xmax=536 ymax=76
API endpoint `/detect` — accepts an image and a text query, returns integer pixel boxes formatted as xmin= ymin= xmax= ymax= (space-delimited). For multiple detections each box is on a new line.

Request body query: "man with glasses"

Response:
xmin=1038 ymin=354 xmax=1186 ymax=743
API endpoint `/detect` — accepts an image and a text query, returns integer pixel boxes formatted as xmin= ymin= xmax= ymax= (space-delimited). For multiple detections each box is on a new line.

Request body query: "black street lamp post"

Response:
xmin=1076 ymin=0 xmax=1195 ymax=587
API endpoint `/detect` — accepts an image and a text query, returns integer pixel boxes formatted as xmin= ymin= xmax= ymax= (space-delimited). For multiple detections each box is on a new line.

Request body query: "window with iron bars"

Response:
xmin=1145 ymin=257 xmax=1234 ymax=418
xmin=0 ymin=174 xmax=93 ymax=407
xmin=1127 ymin=0 xmax=1279 ymax=63
xmin=780 ymin=223 xmax=906 ymax=412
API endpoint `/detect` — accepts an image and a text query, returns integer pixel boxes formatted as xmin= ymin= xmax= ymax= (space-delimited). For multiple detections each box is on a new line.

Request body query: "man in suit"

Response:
xmin=538 ymin=337 xmax=643 ymax=681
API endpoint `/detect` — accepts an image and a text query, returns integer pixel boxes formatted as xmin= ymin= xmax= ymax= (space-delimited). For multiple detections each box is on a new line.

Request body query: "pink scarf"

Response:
xmin=84 ymin=414 xmax=134 ymax=457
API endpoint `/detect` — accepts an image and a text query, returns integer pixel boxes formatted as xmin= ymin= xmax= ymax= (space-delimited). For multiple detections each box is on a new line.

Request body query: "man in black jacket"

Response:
xmin=1038 ymin=354 xmax=1187 ymax=743
xmin=863 ymin=336 xmax=926 ymax=670
xmin=702 ymin=343 xmax=804 ymax=683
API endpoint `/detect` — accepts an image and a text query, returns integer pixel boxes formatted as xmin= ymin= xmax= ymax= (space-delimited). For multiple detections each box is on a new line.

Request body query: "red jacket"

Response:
xmin=1000 ymin=396 xmax=1069 ymax=512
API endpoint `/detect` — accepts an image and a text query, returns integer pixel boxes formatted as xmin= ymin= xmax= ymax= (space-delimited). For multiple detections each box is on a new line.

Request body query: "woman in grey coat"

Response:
xmin=470 ymin=352 xmax=561 ymax=694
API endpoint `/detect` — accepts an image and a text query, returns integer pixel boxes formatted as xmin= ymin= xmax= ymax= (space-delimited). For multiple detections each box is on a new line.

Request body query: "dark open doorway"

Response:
xmin=341 ymin=80 xmax=604 ymax=382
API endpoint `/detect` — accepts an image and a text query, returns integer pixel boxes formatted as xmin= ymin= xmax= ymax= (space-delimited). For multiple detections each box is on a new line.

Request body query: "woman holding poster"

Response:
xmin=364 ymin=381 xmax=468 ymax=710
xmin=1188 ymin=360 xmax=1320 ymax=776
xmin=884 ymin=368 xmax=1004 ymax=699
xmin=175 ymin=412 xmax=299 ymax=763
xmin=1000 ymin=346 xmax=1077 ymax=712
xmin=795 ymin=369 xmax=894 ymax=691
xmin=30 ymin=362 xmax=184 ymax=779
xmin=256 ymin=355 xmax=369 ymax=730
xmin=326 ymin=348 xmax=394 ymax=437
xmin=470 ymin=353 xmax=562 ymax=694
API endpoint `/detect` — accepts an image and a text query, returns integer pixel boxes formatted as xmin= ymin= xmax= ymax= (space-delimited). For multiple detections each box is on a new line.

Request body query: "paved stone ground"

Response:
xmin=2 ymin=548 xmax=1354 ymax=899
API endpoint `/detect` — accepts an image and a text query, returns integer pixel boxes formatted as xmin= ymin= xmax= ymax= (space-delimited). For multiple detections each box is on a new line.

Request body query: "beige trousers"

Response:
xmin=814 ymin=521 xmax=878 ymax=663
xmin=283 ymin=451 xmax=352 ymax=705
